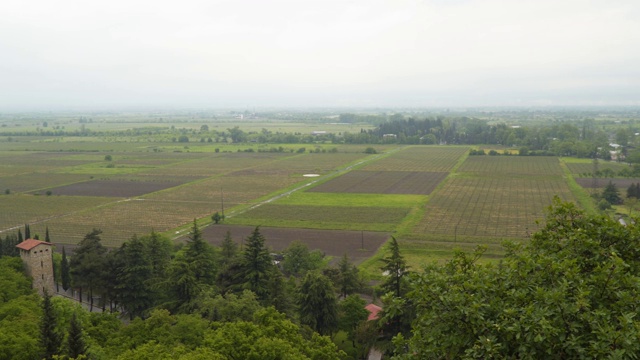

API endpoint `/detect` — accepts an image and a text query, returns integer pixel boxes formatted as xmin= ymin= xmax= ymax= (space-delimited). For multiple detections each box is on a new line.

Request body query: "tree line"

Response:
xmin=3 ymin=115 xmax=630 ymax=161
xmin=0 ymin=221 xmax=405 ymax=359
xmin=7 ymin=199 xmax=640 ymax=358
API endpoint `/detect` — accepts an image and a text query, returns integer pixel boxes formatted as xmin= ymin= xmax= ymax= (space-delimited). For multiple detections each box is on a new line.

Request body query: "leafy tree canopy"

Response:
xmin=396 ymin=198 xmax=640 ymax=359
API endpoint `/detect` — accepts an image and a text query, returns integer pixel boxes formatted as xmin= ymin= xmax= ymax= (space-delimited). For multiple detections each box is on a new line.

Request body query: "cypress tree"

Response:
xmin=61 ymin=247 xmax=71 ymax=291
xmin=4 ymin=234 xmax=19 ymax=257
xmin=18 ymin=229 xmax=23 ymax=242
xmin=45 ymin=226 xmax=51 ymax=242
xmin=40 ymin=291 xmax=62 ymax=359
xmin=25 ymin=224 xmax=31 ymax=239
xmin=67 ymin=312 xmax=88 ymax=359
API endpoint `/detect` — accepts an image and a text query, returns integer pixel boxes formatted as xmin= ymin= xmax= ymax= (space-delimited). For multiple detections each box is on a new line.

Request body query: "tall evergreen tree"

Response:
xmin=70 ymin=229 xmax=108 ymax=311
xmin=45 ymin=226 xmax=51 ymax=242
xmin=100 ymin=247 xmax=125 ymax=312
xmin=629 ymin=183 xmax=640 ymax=199
xmin=2 ymin=233 xmax=19 ymax=257
xmin=336 ymin=254 xmax=361 ymax=298
xmin=117 ymin=235 xmax=154 ymax=319
xmin=40 ymin=291 xmax=62 ymax=359
xmin=18 ymin=228 xmax=23 ymax=242
xmin=184 ymin=219 xmax=217 ymax=285
xmin=298 ymin=271 xmax=338 ymax=336
xmin=602 ymin=180 xmax=622 ymax=205
xmin=142 ymin=230 xmax=172 ymax=279
xmin=380 ymin=236 xmax=409 ymax=298
xmin=267 ymin=267 xmax=294 ymax=316
xmin=24 ymin=224 xmax=30 ymax=240
xmin=165 ymin=251 xmax=200 ymax=312
xmin=220 ymin=231 xmax=238 ymax=266
xmin=67 ymin=312 xmax=88 ymax=359
xmin=61 ymin=247 xmax=71 ymax=291
xmin=240 ymin=226 xmax=273 ymax=301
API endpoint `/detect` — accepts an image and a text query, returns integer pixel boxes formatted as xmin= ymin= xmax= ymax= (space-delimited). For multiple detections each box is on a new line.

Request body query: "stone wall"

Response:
xmin=19 ymin=243 xmax=55 ymax=295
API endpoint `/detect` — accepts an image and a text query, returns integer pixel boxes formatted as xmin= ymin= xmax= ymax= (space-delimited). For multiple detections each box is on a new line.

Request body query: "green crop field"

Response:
xmin=226 ymin=203 xmax=410 ymax=231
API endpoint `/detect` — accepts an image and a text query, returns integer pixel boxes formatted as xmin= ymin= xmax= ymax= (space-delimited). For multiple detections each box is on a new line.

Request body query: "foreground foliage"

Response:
xmin=397 ymin=198 xmax=640 ymax=359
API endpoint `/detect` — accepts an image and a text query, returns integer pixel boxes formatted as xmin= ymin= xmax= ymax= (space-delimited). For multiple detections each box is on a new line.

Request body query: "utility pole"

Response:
xmin=220 ymin=188 xmax=225 ymax=221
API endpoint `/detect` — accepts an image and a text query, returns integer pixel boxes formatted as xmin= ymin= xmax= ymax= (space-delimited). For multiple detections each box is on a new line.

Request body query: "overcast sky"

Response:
xmin=1 ymin=0 xmax=639 ymax=110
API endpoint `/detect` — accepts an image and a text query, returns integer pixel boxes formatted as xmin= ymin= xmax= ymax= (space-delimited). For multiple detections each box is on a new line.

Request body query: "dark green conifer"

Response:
xmin=40 ymin=291 xmax=61 ymax=359
xmin=61 ymin=247 xmax=71 ymax=291
xmin=241 ymin=226 xmax=273 ymax=301
xmin=67 ymin=312 xmax=88 ymax=359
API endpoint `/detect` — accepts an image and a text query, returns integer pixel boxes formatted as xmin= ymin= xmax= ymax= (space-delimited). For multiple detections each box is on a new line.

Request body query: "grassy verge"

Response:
xmin=559 ymin=158 xmax=598 ymax=215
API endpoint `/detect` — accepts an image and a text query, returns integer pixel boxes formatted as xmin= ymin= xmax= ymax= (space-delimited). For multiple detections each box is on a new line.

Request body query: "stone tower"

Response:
xmin=16 ymin=239 xmax=55 ymax=296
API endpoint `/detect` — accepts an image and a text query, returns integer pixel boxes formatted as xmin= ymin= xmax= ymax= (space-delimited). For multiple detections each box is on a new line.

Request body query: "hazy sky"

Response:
xmin=1 ymin=0 xmax=639 ymax=110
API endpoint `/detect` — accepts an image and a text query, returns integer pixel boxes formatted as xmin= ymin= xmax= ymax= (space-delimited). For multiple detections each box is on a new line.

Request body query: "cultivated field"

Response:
xmin=308 ymin=171 xmax=447 ymax=195
xmin=360 ymin=146 xmax=469 ymax=172
xmin=0 ymin=145 xmax=380 ymax=247
xmin=563 ymin=158 xmax=630 ymax=177
xmin=40 ymin=179 xmax=189 ymax=197
xmin=414 ymin=156 xmax=576 ymax=241
xmin=0 ymin=131 xmax=597 ymax=269
xmin=197 ymin=225 xmax=389 ymax=265
xmin=458 ymin=156 xmax=564 ymax=176
xmin=575 ymin=178 xmax=640 ymax=190
xmin=227 ymin=204 xmax=410 ymax=232
xmin=225 ymin=146 xmax=467 ymax=267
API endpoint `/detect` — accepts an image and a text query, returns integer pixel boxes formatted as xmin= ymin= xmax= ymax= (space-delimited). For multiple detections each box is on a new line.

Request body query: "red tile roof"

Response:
xmin=365 ymin=303 xmax=382 ymax=321
xmin=16 ymin=239 xmax=53 ymax=251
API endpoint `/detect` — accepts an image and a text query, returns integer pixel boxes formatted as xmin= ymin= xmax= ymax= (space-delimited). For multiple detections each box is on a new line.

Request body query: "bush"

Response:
xmin=598 ymin=199 xmax=611 ymax=210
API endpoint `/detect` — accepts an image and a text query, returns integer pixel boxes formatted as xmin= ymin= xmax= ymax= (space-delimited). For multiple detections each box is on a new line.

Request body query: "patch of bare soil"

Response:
xmin=576 ymin=178 xmax=640 ymax=189
xmin=308 ymin=170 xmax=447 ymax=195
xmin=198 ymin=225 xmax=390 ymax=265
xmin=40 ymin=180 xmax=184 ymax=197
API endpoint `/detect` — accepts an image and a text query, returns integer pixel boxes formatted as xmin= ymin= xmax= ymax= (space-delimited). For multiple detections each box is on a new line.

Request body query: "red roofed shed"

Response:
xmin=365 ymin=303 xmax=382 ymax=321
